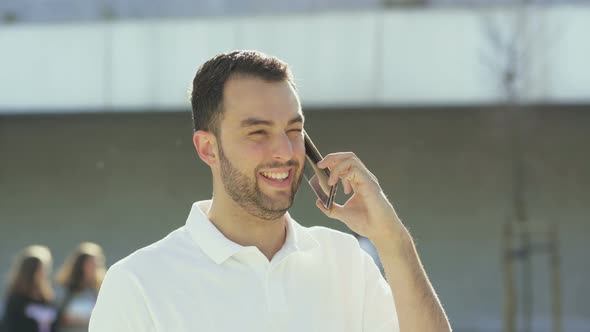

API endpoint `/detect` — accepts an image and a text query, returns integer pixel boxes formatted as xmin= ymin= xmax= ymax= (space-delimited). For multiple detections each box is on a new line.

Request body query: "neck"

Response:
xmin=206 ymin=195 xmax=287 ymax=261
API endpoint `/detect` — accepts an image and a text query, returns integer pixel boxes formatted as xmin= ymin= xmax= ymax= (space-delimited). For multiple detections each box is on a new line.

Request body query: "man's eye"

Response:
xmin=288 ymin=129 xmax=303 ymax=134
xmin=249 ymin=130 xmax=267 ymax=136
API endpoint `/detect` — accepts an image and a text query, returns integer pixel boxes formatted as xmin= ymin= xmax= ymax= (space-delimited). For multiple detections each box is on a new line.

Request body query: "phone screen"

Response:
xmin=303 ymin=131 xmax=337 ymax=209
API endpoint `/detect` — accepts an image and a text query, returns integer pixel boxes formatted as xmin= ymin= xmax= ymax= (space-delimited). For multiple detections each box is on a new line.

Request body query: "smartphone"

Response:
xmin=303 ymin=130 xmax=337 ymax=210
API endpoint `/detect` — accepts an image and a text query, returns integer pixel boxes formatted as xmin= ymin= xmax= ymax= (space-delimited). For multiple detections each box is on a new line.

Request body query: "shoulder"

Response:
xmin=307 ymin=225 xmax=359 ymax=248
xmin=7 ymin=293 xmax=34 ymax=306
xmin=102 ymin=225 xmax=201 ymax=290
xmin=4 ymin=293 xmax=27 ymax=310
xmin=302 ymin=225 xmax=365 ymax=262
xmin=109 ymin=226 xmax=191 ymax=273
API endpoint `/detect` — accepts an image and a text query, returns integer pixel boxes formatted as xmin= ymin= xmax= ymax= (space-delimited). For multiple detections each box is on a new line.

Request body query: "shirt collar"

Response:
xmin=185 ymin=200 xmax=319 ymax=265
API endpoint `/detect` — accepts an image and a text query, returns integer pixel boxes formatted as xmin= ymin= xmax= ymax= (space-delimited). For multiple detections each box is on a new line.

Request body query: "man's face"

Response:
xmin=215 ymin=75 xmax=305 ymax=220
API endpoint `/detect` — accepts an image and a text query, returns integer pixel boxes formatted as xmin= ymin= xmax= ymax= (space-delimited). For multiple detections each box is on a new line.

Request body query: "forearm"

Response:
xmin=315 ymin=152 xmax=451 ymax=330
xmin=373 ymin=227 xmax=451 ymax=332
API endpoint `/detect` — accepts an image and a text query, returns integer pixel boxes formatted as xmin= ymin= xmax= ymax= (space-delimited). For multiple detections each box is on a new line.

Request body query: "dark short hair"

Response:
xmin=190 ymin=50 xmax=296 ymax=135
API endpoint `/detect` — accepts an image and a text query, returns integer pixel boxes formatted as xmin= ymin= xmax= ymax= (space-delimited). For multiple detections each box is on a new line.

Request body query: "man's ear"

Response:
xmin=193 ymin=130 xmax=218 ymax=167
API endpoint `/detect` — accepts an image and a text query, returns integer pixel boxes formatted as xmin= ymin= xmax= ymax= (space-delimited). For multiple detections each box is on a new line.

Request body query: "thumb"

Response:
xmin=315 ymin=199 xmax=345 ymax=220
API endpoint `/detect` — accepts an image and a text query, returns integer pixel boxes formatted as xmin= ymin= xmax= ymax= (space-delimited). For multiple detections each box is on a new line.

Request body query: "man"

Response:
xmin=89 ymin=50 xmax=451 ymax=331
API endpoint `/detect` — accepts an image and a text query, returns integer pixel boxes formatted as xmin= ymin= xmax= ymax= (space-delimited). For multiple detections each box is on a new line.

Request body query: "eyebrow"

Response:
xmin=240 ymin=114 xmax=304 ymax=128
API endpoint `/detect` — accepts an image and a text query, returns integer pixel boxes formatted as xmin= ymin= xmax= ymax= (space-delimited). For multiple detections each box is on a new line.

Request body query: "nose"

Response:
xmin=272 ymin=132 xmax=295 ymax=162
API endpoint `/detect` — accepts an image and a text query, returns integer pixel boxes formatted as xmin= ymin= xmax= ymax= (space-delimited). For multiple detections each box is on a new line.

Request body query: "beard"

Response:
xmin=218 ymin=142 xmax=303 ymax=221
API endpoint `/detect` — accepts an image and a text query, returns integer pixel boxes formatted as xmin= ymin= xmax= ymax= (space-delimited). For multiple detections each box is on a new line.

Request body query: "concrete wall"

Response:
xmin=1 ymin=6 xmax=590 ymax=113
xmin=0 ymin=106 xmax=588 ymax=331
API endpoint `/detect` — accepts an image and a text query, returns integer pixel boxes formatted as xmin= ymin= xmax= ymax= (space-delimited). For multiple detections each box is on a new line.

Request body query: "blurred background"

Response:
xmin=0 ymin=0 xmax=588 ymax=331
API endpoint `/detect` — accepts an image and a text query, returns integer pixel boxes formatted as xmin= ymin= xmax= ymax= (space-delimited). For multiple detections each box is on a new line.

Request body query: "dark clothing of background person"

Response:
xmin=2 ymin=293 xmax=57 ymax=332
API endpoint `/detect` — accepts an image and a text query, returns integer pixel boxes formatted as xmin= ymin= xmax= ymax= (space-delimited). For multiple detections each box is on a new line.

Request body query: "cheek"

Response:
xmin=293 ymin=140 xmax=306 ymax=164
xmin=222 ymin=139 xmax=261 ymax=160
xmin=244 ymin=141 xmax=267 ymax=154
xmin=241 ymin=143 xmax=267 ymax=164
xmin=231 ymin=142 xmax=266 ymax=171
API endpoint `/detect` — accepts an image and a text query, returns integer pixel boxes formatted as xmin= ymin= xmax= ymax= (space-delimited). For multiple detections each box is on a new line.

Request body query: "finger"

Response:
xmin=317 ymin=152 xmax=356 ymax=169
xmin=328 ymin=160 xmax=381 ymax=196
xmin=333 ymin=160 xmax=380 ymax=187
xmin=328 ymin=159 xmax=363 ymax=187
xmin=328 ymin=161 xmax=353 ymax=195
xmin=343 ymin=179 xmax=353 ymax=195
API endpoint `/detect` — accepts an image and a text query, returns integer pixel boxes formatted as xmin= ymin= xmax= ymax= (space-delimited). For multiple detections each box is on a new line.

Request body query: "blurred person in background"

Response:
xmin=2 ymin=245 xmax=57 ymax=332
xmin=90 ymin=50 xmax=451 ymax=332
xmin=54 ymin=242 xmax=105 ymax=332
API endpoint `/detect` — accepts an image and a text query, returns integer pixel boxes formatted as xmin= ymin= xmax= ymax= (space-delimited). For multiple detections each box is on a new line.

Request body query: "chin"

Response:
xmin=260 ymin=193 xmax=293 ymax=210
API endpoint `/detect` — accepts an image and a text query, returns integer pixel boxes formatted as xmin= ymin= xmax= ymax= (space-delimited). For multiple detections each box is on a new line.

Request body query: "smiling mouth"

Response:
xmin=260 ymin=170 xmax=290 ymax=181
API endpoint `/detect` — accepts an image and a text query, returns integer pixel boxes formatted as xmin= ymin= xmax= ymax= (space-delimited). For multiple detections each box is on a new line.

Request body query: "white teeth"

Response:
xmin=261 ymin=171 xmax=289 ymax=180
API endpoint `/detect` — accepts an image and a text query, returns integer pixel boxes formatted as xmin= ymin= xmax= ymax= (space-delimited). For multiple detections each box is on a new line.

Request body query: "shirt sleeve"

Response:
xmin=89 ymin=264 xmax=156 ymax=332
xmin=361 ymin=250 xmax=400 ymax=332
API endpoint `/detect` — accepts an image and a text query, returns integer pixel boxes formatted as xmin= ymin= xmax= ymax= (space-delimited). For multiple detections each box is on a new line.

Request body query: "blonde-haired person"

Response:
xmin=54 ymin=242 xmax=105 ymax=332
xmin=2 ymin=245 xmax=58 ymax=332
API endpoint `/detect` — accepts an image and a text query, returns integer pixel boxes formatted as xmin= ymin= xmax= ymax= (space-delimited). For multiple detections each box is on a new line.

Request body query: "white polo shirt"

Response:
xmin=89 ymin=200 xmax=399 ymax=332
